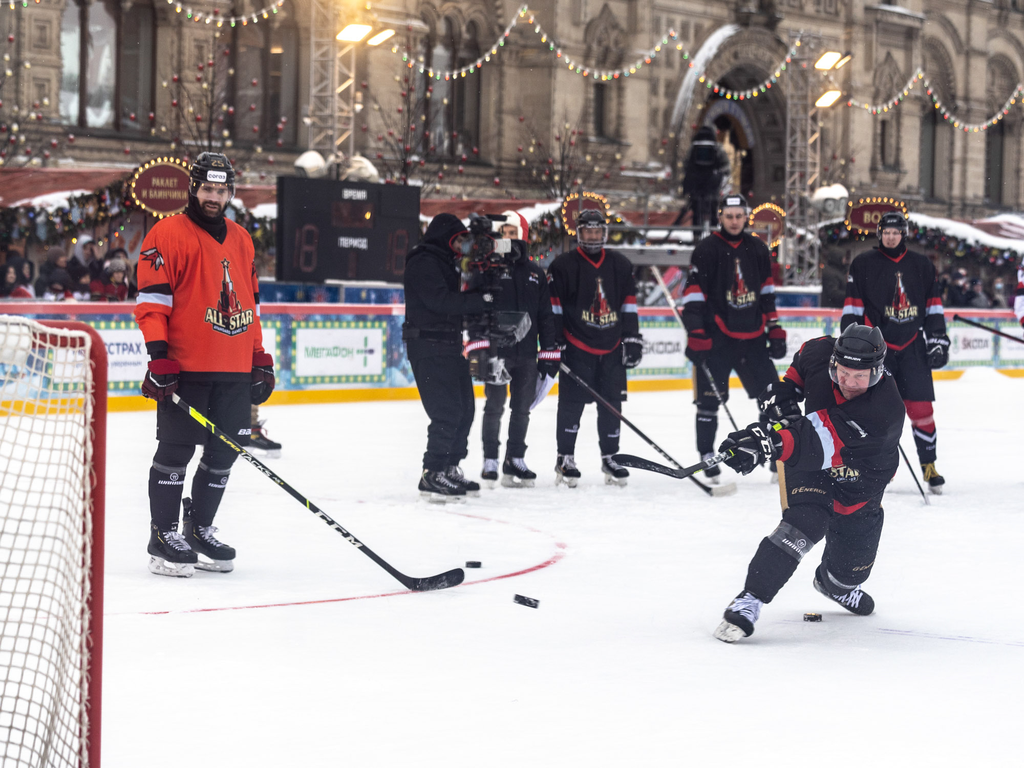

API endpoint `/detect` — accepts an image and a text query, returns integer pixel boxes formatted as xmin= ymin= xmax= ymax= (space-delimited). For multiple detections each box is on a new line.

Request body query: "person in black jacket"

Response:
xmin=403 ymin=213 xmax=492 ymax=502
xmin=480 ymin=211 xmax=559 ymax=488
xmin=682 ymin=126 xmax=731 ymax=229
xmin=711 ymin=325 xmax=905 ymax=643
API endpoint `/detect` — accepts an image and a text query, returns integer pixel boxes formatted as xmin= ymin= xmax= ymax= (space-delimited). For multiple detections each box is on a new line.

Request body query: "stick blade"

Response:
xmin=409 ymin=567 xmax=465 ymax=592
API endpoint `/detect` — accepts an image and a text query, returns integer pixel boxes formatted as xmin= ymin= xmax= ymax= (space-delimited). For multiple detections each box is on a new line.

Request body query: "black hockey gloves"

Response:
xmin=685 ymin=328 xmax=712 ymax=364
xmin=758 ymin=380 xmax=803 ymax=425
xmin=251 ymin=352 xmax=275 ymax=405
xmin=537 ymin=347 xmax=561 ymax=378
xmin=767 ymin=324 xmax=788 ymax=360
xmin=622 ymin=336 xmax=644 ymax=369
xmin=924 ymin=333 xmax=950 ymax=369
xmin=719 ymin=423 xmax=782 ymax=475
xmin=141 ymin=359 xmax=180 ymax=404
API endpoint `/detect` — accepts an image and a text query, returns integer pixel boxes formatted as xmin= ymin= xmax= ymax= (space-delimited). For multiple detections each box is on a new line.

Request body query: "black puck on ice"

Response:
xmin=513 ymin=594 xmax=539 ymax=609
xmin=465 ymin=561 xmax=482 ymax=568
xmin=804 ymin=613 xmax=822 ymax=622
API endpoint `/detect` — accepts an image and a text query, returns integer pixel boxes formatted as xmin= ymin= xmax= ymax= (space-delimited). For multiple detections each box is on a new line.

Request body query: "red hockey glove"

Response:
xmin=251 ymin=352 xmax=275 ymax=405
xmin=767 ymin=324 xmax=788 ymax=360
xmin=685 ymin=329 xmax=712 ymax=364
xmin=141 ymin=359 xmax=180 ymax=404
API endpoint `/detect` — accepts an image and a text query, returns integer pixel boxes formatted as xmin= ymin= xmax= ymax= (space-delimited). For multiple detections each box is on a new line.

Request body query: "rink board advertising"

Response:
xmin=276 ymin=178 xmax=420 ymax=283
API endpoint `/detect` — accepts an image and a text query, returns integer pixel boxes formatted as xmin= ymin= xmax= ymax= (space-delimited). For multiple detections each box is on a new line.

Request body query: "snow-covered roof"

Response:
xmin=11 ymin=190 xmax=93 ymax=211
xmin=909 ymin=212 xmax=1024 ymax=252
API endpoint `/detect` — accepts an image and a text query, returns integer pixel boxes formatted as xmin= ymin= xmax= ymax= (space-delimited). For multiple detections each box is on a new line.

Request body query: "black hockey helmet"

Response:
xmin=576 ymin=208 xmax=607 ymax=254
xmin=876 ymin=211 xmax=908 ymax=244
xmin=189 ymin=152 xmax=235 ymax=197
xmin=829 ymin=324 xmax=887 ymax=388
xmin=718 ymin=192 xmax=751 ymax=218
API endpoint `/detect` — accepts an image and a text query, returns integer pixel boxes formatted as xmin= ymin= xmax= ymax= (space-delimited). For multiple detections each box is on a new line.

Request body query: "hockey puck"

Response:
xmin=513 ymin=594 xmax=539 ymax=609
xmin=465 ymin=561 xmax=482 ymax=568
xmin=804 ymin=613 xmax=822 ymax=622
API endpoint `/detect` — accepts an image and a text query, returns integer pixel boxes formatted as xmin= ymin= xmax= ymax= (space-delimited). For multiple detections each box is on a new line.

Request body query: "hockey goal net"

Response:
xmin=0 ymin=316 xmax=105 ymax=768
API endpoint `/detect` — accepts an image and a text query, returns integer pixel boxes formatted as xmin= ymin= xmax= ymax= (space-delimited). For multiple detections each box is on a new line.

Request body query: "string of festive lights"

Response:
xmin=696 ymin=39 xmax=802 ymax=101
xmin=846 ymin=69 xmax=924 ymax=113
xmin=3 ymin=0 xmax=285 ymax=21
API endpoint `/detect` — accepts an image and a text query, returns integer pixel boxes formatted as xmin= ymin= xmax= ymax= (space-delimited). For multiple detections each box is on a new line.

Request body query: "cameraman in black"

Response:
xmin=682 ymin=125 xmax=731 ymax=229
xmin=479 ymin=211 xmax=559 ymax=488
xmin=403 ymin=213 xmax=492 ymax=502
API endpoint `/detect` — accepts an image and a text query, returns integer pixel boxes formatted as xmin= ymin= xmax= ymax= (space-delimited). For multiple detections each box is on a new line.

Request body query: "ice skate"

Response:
xmin=921 ymin=463 xmax=944 ymax=495
xmin=183 ymin=500 xmax=236 ymax=573
xmin=481 ymin=458 xmax=500 ymax=488
xmin=813 ymin=565 xmax=874 ymax=616
xmin=501 ymin=456 xmax=536 ymax=488
xmin=419 ymin=469 xmax=467 ymax=503
xmin=446 ymin=464 xmax=480 ymax=497
xmin=555 ymin=454 xmax=581 ymax=488
xmin=250 ymin=419 xmax=281 ymax=458
xmin=601 ymin=454 xmax=629 ymax=487
xmin=701 ymin=453 xmax=721 ymax=485
xmin=147 ymin=523 xmax=197 ymax=578
xmin=713 ymin=591 xmax=763 ymax=643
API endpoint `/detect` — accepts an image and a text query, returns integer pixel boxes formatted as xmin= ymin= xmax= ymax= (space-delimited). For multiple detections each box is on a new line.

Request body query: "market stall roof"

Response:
xmin=911 ymin=212 xmax=1024 ymax=252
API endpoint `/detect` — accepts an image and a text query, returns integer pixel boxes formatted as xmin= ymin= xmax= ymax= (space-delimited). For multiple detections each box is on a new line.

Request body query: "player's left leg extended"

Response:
xmin=814 ymin=495 xmax=884 ymax=615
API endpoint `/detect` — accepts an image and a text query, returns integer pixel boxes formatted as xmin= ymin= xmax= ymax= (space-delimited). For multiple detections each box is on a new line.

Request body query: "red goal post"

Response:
xmin=0 ymin=317 xmax=106 ymax=767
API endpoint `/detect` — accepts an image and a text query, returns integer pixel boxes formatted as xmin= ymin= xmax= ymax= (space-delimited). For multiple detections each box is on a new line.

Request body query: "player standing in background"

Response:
xmin=547 ymin=209 xmax=643 ymax=487
xmin=1014 ymin=258 xmax=1024 ymax=327
xmin=841 ymin=211 xmax=950 ymax=494
xmin=713 ymin=325 xmax=905 ymax=643
xmin=480 ymin=211 xmax=559 ymax=488
xmin=681 ymin=193 xmax=785 ymax=484
xmin=250 ymin=404 xmax=282 ymax=457
xmin=135 ymin=152 xmax=275 ymax=577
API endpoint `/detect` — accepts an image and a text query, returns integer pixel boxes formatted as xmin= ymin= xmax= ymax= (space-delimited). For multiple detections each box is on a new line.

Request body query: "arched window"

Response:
xmin=454 ymin=21 xmax=482 ymax=155
xmin=230 ymin=13 xmax=299 ymax=146
xmin=269 ymin=24 xmax=299 ymax=145
xmin=985 ymin=57 xmax=1018 ymax=207
xmin=919 ymin=41 xmax=955 ymax=200
xmin=59 ymin=1 xmax=155 ymax=130
xmin=234 ymin=24 xmax=266 ymax=140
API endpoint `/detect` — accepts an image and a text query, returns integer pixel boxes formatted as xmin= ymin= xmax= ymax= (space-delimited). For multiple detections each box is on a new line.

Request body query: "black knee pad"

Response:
xmin=199 ymin=442 xmax=240 ymax=471
xmin=154 ymin=442 xmax=196 ymax=467
xmin=767 ymin=521 xmax=817 ymax=563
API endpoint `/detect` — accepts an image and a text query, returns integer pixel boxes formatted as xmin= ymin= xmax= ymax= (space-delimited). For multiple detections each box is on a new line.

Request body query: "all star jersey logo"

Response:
xmin=885 ymin=271 xmax=918 ymax=324
xmin=205 ymin=259 xmax=254 ymax=336
xmin=725 ymin=257 xmax=756 ymax=309
xmin=580 ymin=277 xmax=618 ymax=327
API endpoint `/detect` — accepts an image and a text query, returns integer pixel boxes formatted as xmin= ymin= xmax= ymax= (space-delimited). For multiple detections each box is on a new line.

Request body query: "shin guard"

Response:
xmin=189 ymin=462 xmax=231 ymax=527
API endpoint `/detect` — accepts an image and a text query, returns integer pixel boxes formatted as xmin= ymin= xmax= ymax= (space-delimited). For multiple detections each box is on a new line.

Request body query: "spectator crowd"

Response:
xmin=0 ymin=236 xmax=134 ymax=303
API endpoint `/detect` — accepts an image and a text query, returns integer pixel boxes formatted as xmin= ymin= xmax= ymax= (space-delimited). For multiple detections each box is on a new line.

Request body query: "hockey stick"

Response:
xmin=898 ymin=443 xmax=930 ymax=506
xmin=558 ymin=362 xmax=737 ymax=496
xmin=952 ymin=314 xmax=1024 ymax=345
xmin=169 ymin=394 xmax=464 ymax=592
xmin=611 ymin=450 xmax=734 ymax=480
xmin=649 ymin=265 xmax=740 ymax=432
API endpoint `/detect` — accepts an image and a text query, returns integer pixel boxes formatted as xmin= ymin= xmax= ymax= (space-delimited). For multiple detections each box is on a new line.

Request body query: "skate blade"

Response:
xmin=148 ymin=556 xmax=195 ymax=578
xmin=928 ymin=485 xmax=943 ymax=495
xmin=710 ymin=482 xmax=738 ymax=497
xmin=603 ymin=474 xmax=628 ymax=487
xmin=555 ymin=474 xmax=578 ymax=488
xmin=252 ymin=447 xmax=281 ymax=458
xmin=195 ymin=555 xmax=234 ymax=573
xmin=464 ymin=489 xmax=481 ymax=497
xmin=713 ymin=620 xmax=748 ymax=643
xmin=501 ymin=475 xmax=535 ymax=488
xmin=482 ymin=478 xmax=498 ymax=489
xmin=419 ymin=491 xmax=466 ymax=504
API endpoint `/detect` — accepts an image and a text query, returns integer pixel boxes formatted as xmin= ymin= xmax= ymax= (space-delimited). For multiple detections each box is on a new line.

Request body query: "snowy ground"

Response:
xmin=103 ymin=370 xmax=1022 ymax=767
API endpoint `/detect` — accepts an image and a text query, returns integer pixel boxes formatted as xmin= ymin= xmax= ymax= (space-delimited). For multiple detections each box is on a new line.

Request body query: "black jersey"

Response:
xmin=548 ymin=247 xmax=639 ymax=355
xmin=841 ymin=247 xmax=946 ymax=350
xmin=681 ymin=231 xmax=778 ymax=339
xmin=777 ymin=336 xmax=905 ymax=508
xmin=1015 ymin=262 xmax=1024 ymax=326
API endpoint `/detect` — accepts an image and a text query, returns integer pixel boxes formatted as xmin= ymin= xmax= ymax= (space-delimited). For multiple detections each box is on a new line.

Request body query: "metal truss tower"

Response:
xmin=308 ymin=0 xmax=356 ymax=158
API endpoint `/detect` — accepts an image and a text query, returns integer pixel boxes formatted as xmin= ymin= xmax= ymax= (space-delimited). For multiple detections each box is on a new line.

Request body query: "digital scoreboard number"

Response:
xmin=276 ymin=177 xmax=420 ymax=283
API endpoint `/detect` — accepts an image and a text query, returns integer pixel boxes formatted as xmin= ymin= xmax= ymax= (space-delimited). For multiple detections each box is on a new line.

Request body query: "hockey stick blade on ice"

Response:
xmin=557 ymin=362 xmax=735 ymax=496
xmin=170 ymin=394 xmax=464 ymax=592
xmin=612 ymin=450 xmax=734 ymax=481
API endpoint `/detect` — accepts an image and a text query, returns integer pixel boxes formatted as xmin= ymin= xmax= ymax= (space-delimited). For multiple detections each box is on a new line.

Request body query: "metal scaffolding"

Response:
xmin=307 ymin=0 xmax=356 ymax=158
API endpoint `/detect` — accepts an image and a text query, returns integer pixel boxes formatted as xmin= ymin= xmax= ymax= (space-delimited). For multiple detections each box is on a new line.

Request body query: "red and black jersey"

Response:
xmin=547 ymin=247 xmax=639 ymax=355
xmin=841 ymin=247 xmax=946 ymax=350
xmin=778 ymin=336 xmax=905 ymax=508
xmin=1014 ymin=262 xmax=1024 ymax=326
xmin=134 ymin=213 xmax=265 ymax=379
xmin=681 ymin=232 xmax=777 ymax=338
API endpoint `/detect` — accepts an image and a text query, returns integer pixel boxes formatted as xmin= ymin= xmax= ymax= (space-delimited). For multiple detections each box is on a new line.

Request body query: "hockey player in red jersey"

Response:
xmin=841 ymin=211 xmax=949 ymax=494
xmin=135 ymin=152 xmax=274 ymax=577
xmin=712 ymin=325 xmax=905 ymax=642
xmin=681 ymin=193 xmax=785 ymax=482
xmin=547 ymin=209 xmax=643 ymax=486
xmin=1014 ymin=260 xmax=1024 ymax=328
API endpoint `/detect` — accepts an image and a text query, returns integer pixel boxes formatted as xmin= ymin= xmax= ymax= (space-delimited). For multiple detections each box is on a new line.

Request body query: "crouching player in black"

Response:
xmin=711 ymin=325 xmax=906 ymax=643
xmin=548 ymin=209 xmax=643 ymax=486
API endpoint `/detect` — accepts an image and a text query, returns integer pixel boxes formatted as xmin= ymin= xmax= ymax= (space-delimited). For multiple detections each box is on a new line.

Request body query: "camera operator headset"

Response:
xmin=403 ymin=212 xmax=496 ymax=502
xmin=477 ymin=211 xmax=559 ymax=488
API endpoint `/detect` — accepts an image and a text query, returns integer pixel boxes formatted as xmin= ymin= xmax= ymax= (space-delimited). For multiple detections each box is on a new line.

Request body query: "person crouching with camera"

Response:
xmin=403 ymin=213 xmax=494 ymax=502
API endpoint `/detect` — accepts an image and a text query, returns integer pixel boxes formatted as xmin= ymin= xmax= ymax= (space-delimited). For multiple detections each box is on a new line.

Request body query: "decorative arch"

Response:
xmin=584 ymin=4 xmax=628 ymax=141
xmin=921 ymin=36 xmax=957 ymax=104
xmin=928 ymin=14 xmax=966 ymax=57
xmin=986 ymin=28 xmax=1024 ymax=80
xmin=585 ymin=3 xmax=627 ymax=69
xmin=873 ymin=53 xmax=904 ymax=171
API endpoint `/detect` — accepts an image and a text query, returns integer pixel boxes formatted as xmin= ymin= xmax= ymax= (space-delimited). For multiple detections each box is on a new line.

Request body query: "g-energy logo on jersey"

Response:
xmin=581 ymin=277 xmax=618 ymax=327
xmin=725 ymin=257 xmax=756 ymax=309
xmin=204 ymin=258 xmax=254 ymax=336
xmin=885 ymin=271 xmax=919 ymax=323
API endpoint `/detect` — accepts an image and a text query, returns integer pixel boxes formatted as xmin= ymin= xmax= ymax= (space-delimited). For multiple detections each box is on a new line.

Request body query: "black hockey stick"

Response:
xmin=559 ymin=362 xmax=737 ymax=496
xmin=612 ymin=450 xmax=734 ymax=480
xmin=952 ymin=314 xmax=1024 ymax=345
xmin=170 ymin=394 xmax=464 ymax=592
xmin=898 ymin=443 xmax=930 ymax=506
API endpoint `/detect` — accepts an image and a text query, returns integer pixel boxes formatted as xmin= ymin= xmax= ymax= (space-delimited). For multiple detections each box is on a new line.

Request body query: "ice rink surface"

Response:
xmin=103 ymin=369 xmax=1023 ymax=767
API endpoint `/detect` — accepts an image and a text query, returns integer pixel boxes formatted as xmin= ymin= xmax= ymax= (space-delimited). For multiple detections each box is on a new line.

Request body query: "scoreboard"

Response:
xmin=275 ymin=177 xmax=420 ymax=283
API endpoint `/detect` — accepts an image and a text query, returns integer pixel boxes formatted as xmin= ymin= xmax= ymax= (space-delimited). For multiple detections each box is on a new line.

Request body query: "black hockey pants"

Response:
xmin=482 ymin=357 xmax=538 ymax=460
xmin=412 ymin=355 xmax=476 ymax=472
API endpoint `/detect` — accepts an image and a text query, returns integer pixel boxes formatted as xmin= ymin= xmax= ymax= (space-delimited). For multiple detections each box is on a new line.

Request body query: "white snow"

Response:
xmin=100 ymin=369 xmax=1023 ymax=766
xmin=10 ymin=189 xmax=93 ymax=211
xmin=910 ymin=212 xmax=1024 ymax=251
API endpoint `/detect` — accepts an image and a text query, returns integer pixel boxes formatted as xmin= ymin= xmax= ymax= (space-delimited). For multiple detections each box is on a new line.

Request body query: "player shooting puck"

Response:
xmin=804 ymin=613 xmax=822 ymax=622
xmin=465 ymin=561 xmax=481 ymax=568
xmin=513 ymin=594 xmax=539 ymax=608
